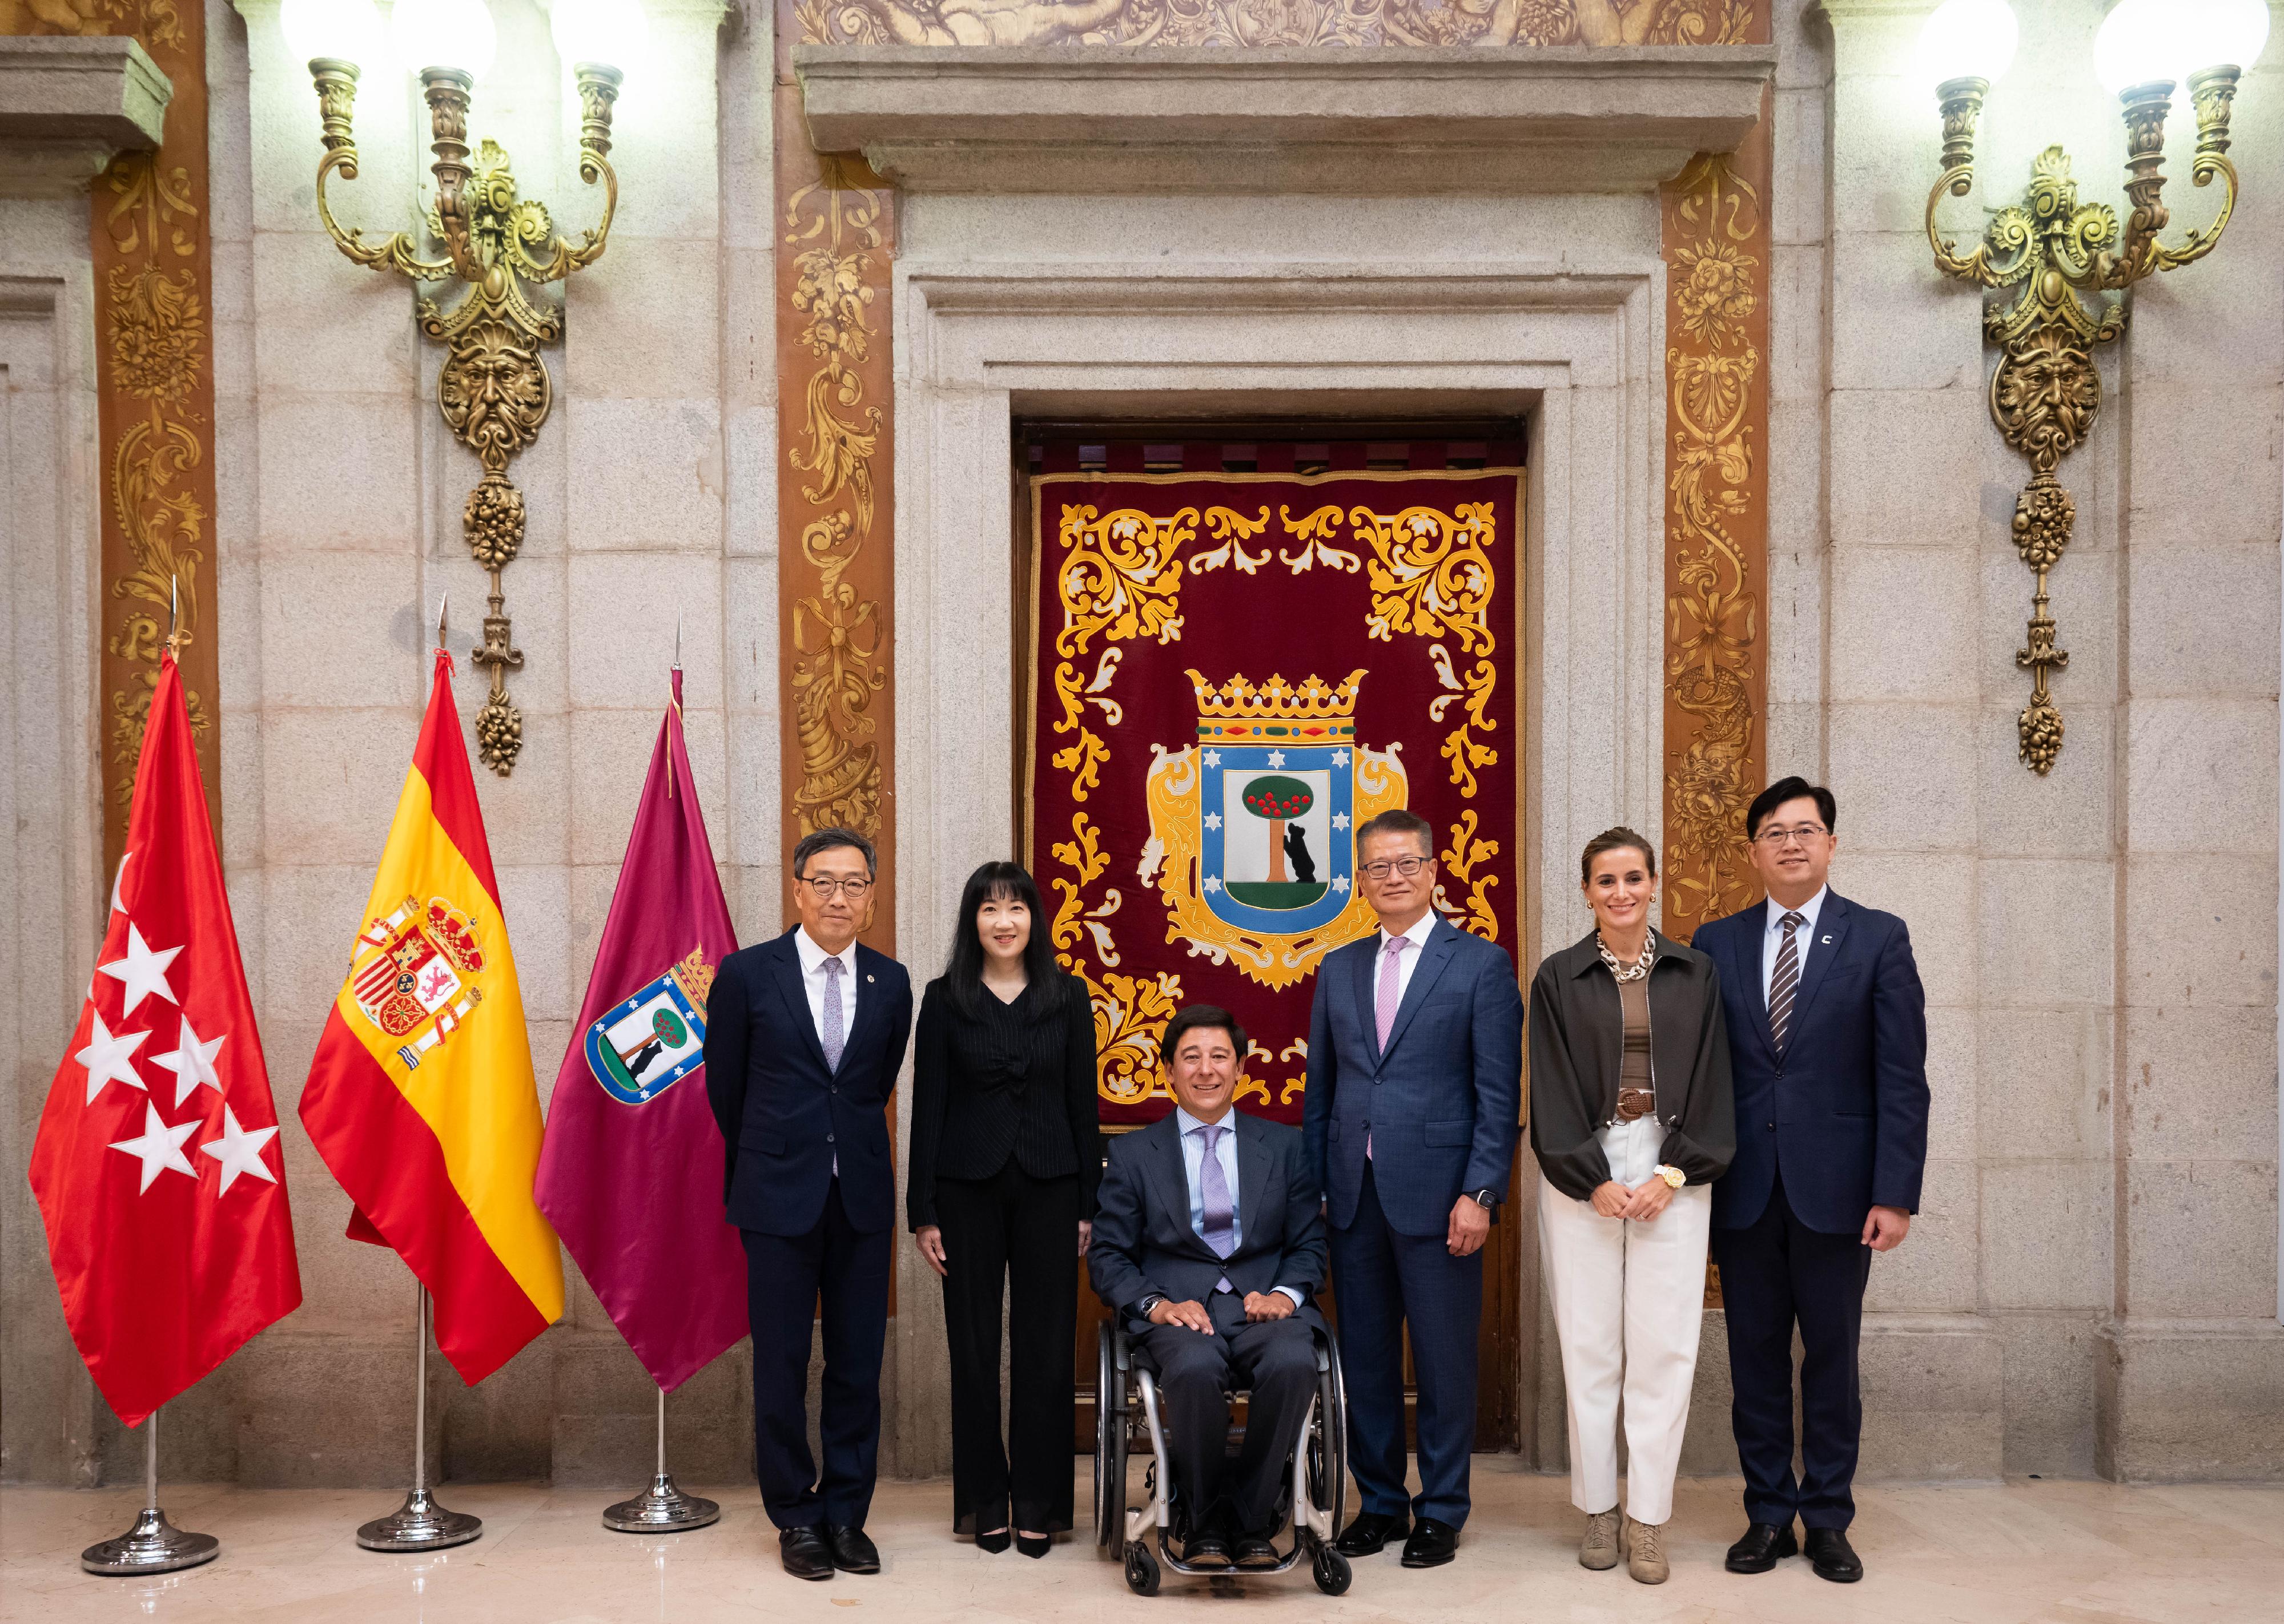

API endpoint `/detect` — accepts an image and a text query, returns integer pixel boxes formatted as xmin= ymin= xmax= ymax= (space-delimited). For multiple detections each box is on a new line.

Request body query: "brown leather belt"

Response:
xmin=1615 ymin=1087 xmax=1656 ymax=1123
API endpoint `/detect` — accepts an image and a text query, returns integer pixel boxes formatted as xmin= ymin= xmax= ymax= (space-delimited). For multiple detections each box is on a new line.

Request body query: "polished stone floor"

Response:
xmin=3 ymin=1461 xmax=2277 ymax=1623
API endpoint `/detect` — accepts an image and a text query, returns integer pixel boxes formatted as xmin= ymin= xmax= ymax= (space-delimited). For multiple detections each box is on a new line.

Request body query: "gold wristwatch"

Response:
xmin=1653 ymin=1164 xmax=1686 ymax=1190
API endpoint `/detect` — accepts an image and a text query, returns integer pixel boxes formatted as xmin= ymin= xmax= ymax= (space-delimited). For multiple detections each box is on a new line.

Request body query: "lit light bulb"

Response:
xmin=2095 ymin=0 xmax=2187 ymax=95
xmin=550 ymin=0 xmax=649 ymax=75
xmin=2178 ymin=0 xmax=2271 ymax=75
xmin=391 ymin=0 xmax=497 ymax=82
xmin=1915 ymin=0 xmax=2020 ymax=91
xmin=279 ymin=0 xmax=383 ymax=68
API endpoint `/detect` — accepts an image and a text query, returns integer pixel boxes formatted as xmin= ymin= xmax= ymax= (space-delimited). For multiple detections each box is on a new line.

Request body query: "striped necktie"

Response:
xmin=1769 ymin=911 xmax=1806 ymax=1054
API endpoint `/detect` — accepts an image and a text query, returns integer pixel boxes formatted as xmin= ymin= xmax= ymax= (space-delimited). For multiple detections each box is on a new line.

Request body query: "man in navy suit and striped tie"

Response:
xmin=1688 ymin=777 xmax=1928 ymax=1585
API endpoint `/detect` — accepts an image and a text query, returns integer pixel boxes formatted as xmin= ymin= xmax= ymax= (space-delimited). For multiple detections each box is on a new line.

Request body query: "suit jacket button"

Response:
xmin=827 ymin=1133 xmax=837 ymax=1145
xmin=1767 ymin=1122 xmax=1776 ymax=1131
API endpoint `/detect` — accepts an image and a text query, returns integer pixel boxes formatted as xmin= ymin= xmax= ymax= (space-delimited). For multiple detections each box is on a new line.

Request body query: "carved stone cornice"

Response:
xmin=795 ymin=44 xmax=1776 ymax=195
xmin=0 ymin=37 xmax=172 ymax=199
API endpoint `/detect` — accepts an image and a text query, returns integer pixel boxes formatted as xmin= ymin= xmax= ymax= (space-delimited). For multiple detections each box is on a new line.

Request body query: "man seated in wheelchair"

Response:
xmin=1088 ymin=1004 xmax=1329 ymax=1570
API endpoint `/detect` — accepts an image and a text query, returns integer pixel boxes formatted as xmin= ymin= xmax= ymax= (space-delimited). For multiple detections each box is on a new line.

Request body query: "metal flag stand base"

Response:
xmin=602 ymin=1386 xmax=719 ymax=1533
xmin=357 ymin=1286 xmax=482 ymax=1553
xmin=81 ymin=1409 xmax=221 ymax=1575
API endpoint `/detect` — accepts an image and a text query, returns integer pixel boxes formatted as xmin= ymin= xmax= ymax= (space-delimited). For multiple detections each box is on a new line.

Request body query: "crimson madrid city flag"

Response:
xmin=30 ymin=650 xmax=302 ymax=1424
xmin=535 ymin=670 xmax=746 ymax=1389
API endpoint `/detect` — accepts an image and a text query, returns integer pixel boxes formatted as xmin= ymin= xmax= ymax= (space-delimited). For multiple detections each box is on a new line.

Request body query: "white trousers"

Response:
xmin=1538 ymin=1114 xmax=1711 ymax=1526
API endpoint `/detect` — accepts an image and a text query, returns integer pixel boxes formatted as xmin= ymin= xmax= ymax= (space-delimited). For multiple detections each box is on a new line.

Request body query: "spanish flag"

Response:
xmin=300 ymin=650 xmax=562 ymax=1383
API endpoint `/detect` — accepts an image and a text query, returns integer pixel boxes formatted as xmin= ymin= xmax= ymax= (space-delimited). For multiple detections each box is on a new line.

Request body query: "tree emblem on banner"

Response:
xmin=1145 ymin=670 xmax=1404 ymax=987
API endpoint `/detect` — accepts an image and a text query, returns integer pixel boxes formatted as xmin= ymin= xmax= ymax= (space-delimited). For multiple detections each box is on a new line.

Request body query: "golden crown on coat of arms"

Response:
xmin=669 ymin=945 xmax=716 ymax=1008
xmin=1188 ymin=668 xmax=1365 ymax=742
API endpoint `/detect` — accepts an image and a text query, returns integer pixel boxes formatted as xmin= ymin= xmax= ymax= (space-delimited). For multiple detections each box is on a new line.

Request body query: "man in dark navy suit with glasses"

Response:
xmin=1689 ymin=777 xmax=1928 ymax=1586
xmin=705 ymin=827 xmax=914 ymax=1583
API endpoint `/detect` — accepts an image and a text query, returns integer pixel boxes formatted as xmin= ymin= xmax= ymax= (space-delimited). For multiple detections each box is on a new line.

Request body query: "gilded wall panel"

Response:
xmin=772 ymin=76 xmax=899 ymax=950
xmin=771 ymin=0 xmax=1773 ymax=956
xmin=9 ymin=0 xmax=223 ymax=865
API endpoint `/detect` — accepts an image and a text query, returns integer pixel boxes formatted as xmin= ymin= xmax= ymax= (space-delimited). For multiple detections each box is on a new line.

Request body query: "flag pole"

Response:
xmin=356 ymin=1284 xmax=481 ymax=1551
xmin=79 ymin=1407 xmax=221 ymax=1574
xmin=602 ymin=1383 xmax=719 ymax=1533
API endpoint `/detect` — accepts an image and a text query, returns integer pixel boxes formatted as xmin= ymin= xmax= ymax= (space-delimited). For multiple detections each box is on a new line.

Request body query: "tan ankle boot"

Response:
xmin=1623 ymin=1515 xmax=1668 ymax=1584
xmin=1579 ymin=1509 xmax=1619 ymax=1570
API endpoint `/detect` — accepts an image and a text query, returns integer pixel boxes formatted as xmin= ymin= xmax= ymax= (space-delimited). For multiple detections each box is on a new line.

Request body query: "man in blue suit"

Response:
xmin=1302 ymin=808 xmax=1523 ymax=1568
xmin=1689 ymin=777 xmax=1927 ymax=1585
xmin=705 ymin=828 xmax=914 ymax=1583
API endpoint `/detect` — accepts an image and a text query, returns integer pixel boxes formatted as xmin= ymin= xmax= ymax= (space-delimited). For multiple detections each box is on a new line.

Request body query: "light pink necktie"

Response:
xmin=1376 ymin=936 xmax=1412 ymax=1051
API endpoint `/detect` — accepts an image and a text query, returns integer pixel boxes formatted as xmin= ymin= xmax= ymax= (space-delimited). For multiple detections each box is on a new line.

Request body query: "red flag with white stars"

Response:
xmin=29 ymin=650 xmax=301 ymax=1424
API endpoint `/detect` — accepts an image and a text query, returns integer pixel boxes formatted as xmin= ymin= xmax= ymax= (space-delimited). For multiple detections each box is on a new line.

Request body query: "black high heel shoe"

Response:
xmin=1015 ymin=1533 xmax=1051 ymax=1559
xmin=976 ymin=1529 xmax=1011 ymax=1554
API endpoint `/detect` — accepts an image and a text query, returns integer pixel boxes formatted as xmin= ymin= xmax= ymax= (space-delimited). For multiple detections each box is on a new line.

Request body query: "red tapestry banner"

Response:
xmin=1028 ymin=469 xmax=1522 ymax=1129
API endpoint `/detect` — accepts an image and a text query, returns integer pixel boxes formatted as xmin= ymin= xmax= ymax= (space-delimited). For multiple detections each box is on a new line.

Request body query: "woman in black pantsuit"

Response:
xmin=910 ymin=861 xmax=1100 ymax=1557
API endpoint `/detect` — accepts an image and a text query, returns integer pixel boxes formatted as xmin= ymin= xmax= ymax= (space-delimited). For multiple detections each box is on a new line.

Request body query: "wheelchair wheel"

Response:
xmin=1124 ymin=1539 xmax=1161 ymax=1596
xmin=1306 ymin=1342 xmax=1349 ymax=1536
xmin=1312 ymin=1545 xmax=1353 ymax=1596
xmin=1095 ymin=1327 xmax=1127 ymax=1556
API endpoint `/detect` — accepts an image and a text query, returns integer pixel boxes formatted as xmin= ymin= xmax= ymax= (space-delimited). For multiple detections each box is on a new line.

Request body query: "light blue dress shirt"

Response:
xmin=1171 ymin=1105 xmax=1302 ymax=1306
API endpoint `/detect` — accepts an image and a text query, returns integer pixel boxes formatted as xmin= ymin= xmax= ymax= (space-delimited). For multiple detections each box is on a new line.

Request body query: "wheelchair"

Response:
xmin=1092 ymin=1317 xmax=1353 ymax=1596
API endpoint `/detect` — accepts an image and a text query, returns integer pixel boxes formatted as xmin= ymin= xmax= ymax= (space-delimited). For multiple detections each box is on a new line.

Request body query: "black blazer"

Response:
xmin=906 ymin=972 xmax=1101 ymax=1231
xmin=1087 ymin=1110 xmax=1327 ymax=1331
xmin=1526 ymin=929 xmax=1736 ymax=1203
xmin=702 ymin=928 xmax=915 ymax=1238
xmin=1691 ymin=891 xmax=1929 ymax=1235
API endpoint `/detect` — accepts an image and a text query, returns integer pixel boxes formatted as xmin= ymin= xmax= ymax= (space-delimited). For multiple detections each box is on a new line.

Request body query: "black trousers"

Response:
xmin=1140 ymin=1298 xmax=1318 ymax=1539
xmin=1710 ymin=1166 xmax=1875 ymax=1530
xmin=935 ymin=1164 xmax=1079 ymax=1534
xmin=742 ymin=1178 xmax=891 ymax=1530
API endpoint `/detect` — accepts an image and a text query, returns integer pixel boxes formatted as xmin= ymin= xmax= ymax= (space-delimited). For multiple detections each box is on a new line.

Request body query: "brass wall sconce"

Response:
xmin=282 ymin=0 xmax=644 ymax=774
xmin=1920 ymin=0 xmax=2262 ymax=774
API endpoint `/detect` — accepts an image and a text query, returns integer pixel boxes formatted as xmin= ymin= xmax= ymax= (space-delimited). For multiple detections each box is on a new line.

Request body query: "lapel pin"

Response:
xmin=866 ymin=974 xmax=875 ymax=984
xmin=1821 ymin=935 xmax=1833 ymax=945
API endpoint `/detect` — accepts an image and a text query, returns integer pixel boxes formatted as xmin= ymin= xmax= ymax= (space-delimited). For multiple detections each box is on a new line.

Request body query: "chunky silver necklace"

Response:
xmin=1598 ymin=931 xmax=1656 ymax=982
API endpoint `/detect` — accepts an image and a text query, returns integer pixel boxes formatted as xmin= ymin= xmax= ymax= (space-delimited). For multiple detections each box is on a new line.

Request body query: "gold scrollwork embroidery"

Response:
xmin=1055 ymin=506 xmax=1195 ymax=658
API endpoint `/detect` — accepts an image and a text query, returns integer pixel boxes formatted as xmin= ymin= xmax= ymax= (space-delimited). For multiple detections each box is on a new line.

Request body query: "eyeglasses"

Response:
xmin=1359 ymin=856 xmax=1430 ymax=880
xmin=1751 ymin=824 xmax=1829 ymax=848
xmin=799 ymin=876 xmax=873 ymax=898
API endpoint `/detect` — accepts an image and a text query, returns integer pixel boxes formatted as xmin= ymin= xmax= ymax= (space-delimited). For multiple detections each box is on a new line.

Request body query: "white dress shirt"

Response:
xmin=1171 ymin=1105 xmax=1302 ymax=1307
xmin=793 ymin=926 xmax=859 ymax=1051
xmin=1376 ymin=909 xmax=1438 ymax=1005
xmin=1760 ymin=886 xmax=1829 ymax=1007
xmin=794 ymin=926 xmax=858 ymax=1175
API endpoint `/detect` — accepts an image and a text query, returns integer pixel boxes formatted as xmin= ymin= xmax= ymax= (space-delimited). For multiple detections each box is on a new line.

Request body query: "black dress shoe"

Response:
xmin=1014 ymin=1533 xmax=1051 ymax=1559
xmin=1724 ymin=1521 xmax=1798 ymax=1573
xmin=974 ymin=1529 xmax=1011 ymax=1554
xmin=1400 ymin=1517 xmax=1459 ymax=1569
xmin=1182 ymin=1530 xmax=1233 ymax=1569
xmin=823 ymin=1524 xmax=880 ymax=1574
xmin=780 ymin=1525 xmax=834 ymax=1581
xmin=1334 ymin=1511 xmax=1409 ymax=1557
xmin=1233 ymin=1533 xmax=1281 ymax=1569
xmin=1805 ymin=1526 xmax=1863 ymax=1583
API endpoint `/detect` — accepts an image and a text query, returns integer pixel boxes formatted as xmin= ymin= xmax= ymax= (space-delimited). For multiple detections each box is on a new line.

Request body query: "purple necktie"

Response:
xmin=821 ymin=956 xmax=846 ymax=1071
xmin=1376 ymin=934 xmax=1413 ymax=1051
xmin=1197 ymin=1123 xmax=1234 ymax=1293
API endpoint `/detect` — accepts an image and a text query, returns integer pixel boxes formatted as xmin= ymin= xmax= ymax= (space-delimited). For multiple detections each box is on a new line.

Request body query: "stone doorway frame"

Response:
xmin=886 ymin=253 xmax=1670 ymax=1472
